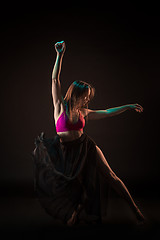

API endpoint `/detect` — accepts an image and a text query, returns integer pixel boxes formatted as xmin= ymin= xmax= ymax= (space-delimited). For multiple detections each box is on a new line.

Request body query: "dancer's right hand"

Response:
xmin=55 ymin=41 xmax=66 ymax=54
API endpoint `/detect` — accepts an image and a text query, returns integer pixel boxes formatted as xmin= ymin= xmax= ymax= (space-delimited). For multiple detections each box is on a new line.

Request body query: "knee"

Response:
xmin=110 ymin=171 xmax=117 ymax=180
xmin=108 ymin=171 xmax=120 ymax=184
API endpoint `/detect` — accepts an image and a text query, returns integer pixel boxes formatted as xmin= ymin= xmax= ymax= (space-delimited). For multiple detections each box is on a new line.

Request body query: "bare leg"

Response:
xmin=96 ymin=145 xmax=145 ymax=223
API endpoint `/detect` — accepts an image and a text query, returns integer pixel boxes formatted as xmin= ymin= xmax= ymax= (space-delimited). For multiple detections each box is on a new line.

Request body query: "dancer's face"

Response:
xmin=74 ymin=88 xmax=91 ymax=109
xmin=79 ymin=87 xmax=91 ymax=108
xmin=84 ymin=88 xmax=91 ymax=104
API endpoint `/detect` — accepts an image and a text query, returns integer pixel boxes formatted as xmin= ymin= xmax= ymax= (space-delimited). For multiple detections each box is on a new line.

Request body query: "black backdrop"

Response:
xmin=0 ymin=2 xmax=159 ymax=237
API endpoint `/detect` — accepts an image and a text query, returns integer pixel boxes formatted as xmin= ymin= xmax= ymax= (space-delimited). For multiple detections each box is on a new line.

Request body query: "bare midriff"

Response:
xmin=57 ymin=130 xmax=83 ymax=143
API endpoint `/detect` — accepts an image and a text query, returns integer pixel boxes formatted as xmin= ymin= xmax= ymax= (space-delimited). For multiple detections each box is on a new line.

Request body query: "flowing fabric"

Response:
xmin=32 ymin=132 xmax=110 ymax=225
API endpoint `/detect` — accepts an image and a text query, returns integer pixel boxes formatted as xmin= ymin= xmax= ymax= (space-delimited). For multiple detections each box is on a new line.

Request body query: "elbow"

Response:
xmin=105 ymin=110 xmax=113 ymax=118
xmin=52 ymin=78 xmax=57 ymax=83
xmin=52 ymin=78 xmax=61 ymax=89
xmin=106 ymin=171 xmax=120 ymax=185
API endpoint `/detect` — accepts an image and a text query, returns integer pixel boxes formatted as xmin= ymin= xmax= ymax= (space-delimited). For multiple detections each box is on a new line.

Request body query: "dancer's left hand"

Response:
xmin=130 ymin=103 xmax=144 ymax=113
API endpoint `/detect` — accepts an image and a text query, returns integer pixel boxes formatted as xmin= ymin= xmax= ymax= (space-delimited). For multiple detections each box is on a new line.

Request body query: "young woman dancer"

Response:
xmin=33 ymin=41 xmax=145 ymax=226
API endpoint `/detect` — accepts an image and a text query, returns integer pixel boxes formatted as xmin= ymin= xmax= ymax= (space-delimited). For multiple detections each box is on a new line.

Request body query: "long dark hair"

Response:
xmin=64 ymin=80 xmax=95 ymax=121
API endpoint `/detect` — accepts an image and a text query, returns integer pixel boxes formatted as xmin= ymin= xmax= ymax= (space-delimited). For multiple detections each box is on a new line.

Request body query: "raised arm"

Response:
xmin=81 ymin=104 xmax=143 ymax=120
xmin=52 ymin=41 xmax=66 ymax=117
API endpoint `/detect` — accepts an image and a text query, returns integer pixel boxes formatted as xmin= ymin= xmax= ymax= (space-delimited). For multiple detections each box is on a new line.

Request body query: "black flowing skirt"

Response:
xmin=32 ymin=132 xmax=110 ymax=225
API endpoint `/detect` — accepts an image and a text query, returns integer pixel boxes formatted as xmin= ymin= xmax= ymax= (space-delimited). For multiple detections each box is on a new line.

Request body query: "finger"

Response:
xmin=137 ymin=104 xmax=143 ymax=110
xmin=63 ymin=42 xmax=66 ymax=48
xmin=62 ymin=41 xmax=66 ymax=49
xmin=137 ymin=105 xmax=143 ymax=110
xmin=55 ymin=41 xmax=60 ymax=46
xmin=139 ymin=106 xmax=143 ymax=111
xmin=136 ymin=104 xmax=143 ymax=110
xmin=135 ymin=104 xmax=141 ymax=108
xmin=55 ymin=43 xmax=59 ymax=48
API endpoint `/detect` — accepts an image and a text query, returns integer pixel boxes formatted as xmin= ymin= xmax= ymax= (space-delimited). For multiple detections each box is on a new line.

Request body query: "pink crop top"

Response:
xmin=56 ymin=108 xmax=85 ymax=132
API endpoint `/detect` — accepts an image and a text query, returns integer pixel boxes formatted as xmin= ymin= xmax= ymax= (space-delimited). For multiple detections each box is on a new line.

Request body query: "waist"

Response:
xmin=57 ymin=130 xmax=84 ymax=143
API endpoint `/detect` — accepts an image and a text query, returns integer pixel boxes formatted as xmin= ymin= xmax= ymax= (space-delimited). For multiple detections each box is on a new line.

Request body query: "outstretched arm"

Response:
xmin=52 ymin=41 xmax=66 ymax=112
xmin=82 ymin=104 xmax=143 ymax=120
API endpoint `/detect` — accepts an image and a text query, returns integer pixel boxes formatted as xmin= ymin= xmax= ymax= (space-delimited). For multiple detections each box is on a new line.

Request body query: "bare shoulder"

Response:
xmin=79 ymin=108 xmax=94 ymax=118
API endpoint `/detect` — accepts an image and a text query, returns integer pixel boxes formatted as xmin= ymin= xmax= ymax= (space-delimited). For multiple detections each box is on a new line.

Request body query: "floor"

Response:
xmin=0 ymin=190 xmax=159 ymax=239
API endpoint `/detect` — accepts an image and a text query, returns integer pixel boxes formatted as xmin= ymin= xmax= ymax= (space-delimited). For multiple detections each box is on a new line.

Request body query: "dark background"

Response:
xmin=0 ymin=1 xmax=159 ymax=238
